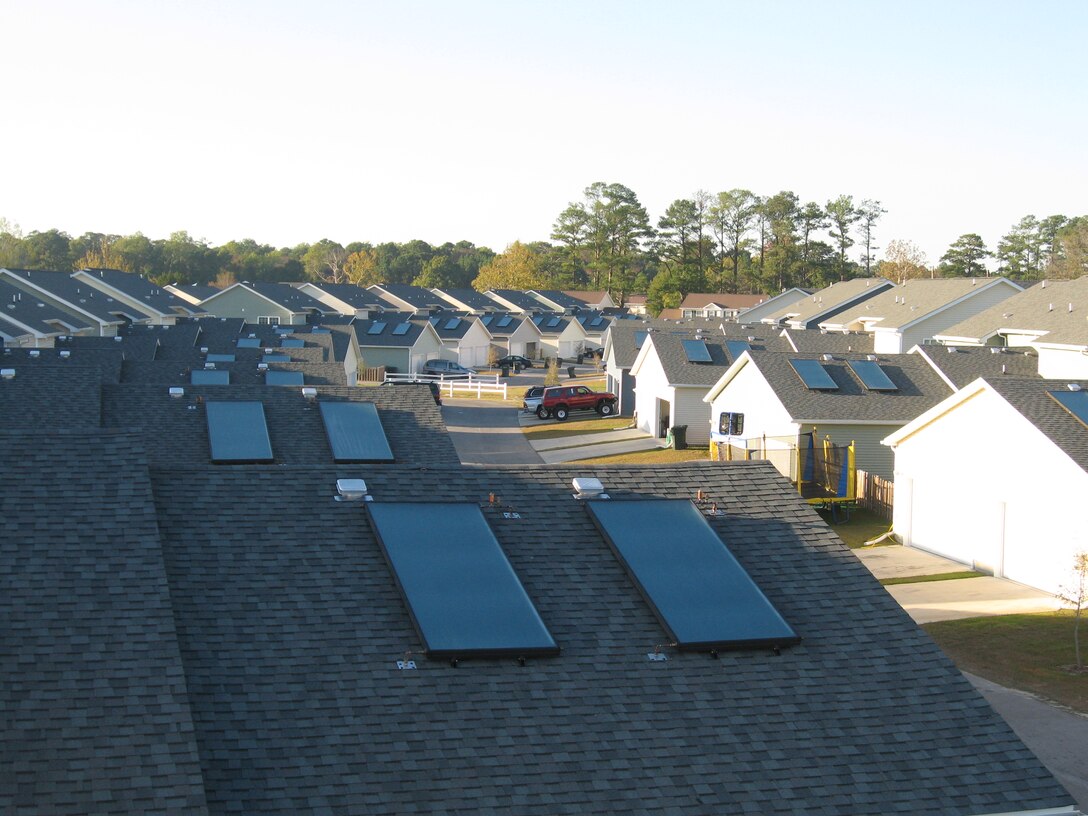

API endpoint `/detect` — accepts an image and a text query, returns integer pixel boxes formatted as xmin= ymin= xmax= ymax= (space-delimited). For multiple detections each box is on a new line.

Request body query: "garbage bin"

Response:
xmin=567 ymin=365 xmax=577 ymax=379
xmin=670 ymin=425 xmax=688 ymax=450
xmin=577 ymin=353 xmax=584 ymax=364
xmin=513 ymin=363 xmax=521 ymax=374
xmin=501 ymin=365 xmax=510 ymax=377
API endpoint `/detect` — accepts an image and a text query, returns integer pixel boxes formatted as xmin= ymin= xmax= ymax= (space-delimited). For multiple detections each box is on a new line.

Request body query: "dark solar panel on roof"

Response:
xmin=586 ymin=499 xmax=799 ymax=651
xmin=262 ymin=353 xmax=290 ymax=362
xmin=265 ymin=370 xmax=305 ymax=386
xmin=444 ymin=318 xmax=461 ymax=330
xmin=280 ymin=338 xmax=304 ymax=348
xmin=498 ymin=315 xmax=512 ymax=327
xmin=848 ymin=359 xmax=897 ymax=391
xmin=392 ymin=323 xmax=411 ymax=336
xmin=1049 ymin=388 xmax=1088 ymax=428
xmin=205 ymin=353 xmax=235 ymax=362
xmin=205 ymin=401 xmax=274 ymax=463
xmin=319 ymin=401 xmax=394 ymax=463
xmin=191 ymin=369 xmax=230 ymax=385
xmin=634 ymin=330 xmax=648 ymax=348
xmin=237 ymin=337 xmax=260 ymax=348
xmin=367 ymin=322 xmax=387 ymax=335
xmin=366 ymin=503 xmax=558 ymax=658
xmin=681 ymin=339 xmax=713 ymax=363
xmin=725 ymin=340 xmax=751 ymax=359
xmin=481 ymin=315 xmax=494 ymax=326
xmin=547 ymin=317 xmax=560 ymax=328
xmin=789 ymin=358 xmax=839 ymax=390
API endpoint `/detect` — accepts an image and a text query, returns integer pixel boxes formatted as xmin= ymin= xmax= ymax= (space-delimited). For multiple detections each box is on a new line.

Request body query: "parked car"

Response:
xmin=538 ymin=384 xmax=617 ymax=421
xmin=380 ymin=379 xmax=442 ymax=406
xmin=422 ymin=359 xmax=474 ymax=378
xmin=496 ymin=355 xmax=534 ymax=369
xmin=521 ymin=385 xmax=546 ymax=415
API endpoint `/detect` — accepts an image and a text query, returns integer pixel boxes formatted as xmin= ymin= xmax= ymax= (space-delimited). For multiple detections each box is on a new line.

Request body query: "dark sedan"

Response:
xmin=496 ymin=355 xmax=534 ymax=369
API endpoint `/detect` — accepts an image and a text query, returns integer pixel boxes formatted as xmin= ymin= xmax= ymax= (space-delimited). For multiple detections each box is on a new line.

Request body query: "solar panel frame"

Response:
xmin=366 ymin=502 xmax=558 ymax=658
xmin=205 ymin=401 xmax=274 ymax=463
xmin=265 ymin=370 xmax=305 ymax=386
xmin=1049 ymin=389 xmax=1088 ymax=428
xmin=547 ymin=317 xmax=560 ymax=328
xmin=586 ymin=499 xmax=799 ymax=651
xmin=789 ymin=358 xmax=839 ymax=390
xmin=319 ymin=401 xmax=394 ymax=463
xmin=497 ymin=315 xmax=512 ymax=327
xmin=191 ymin=369 xmax=230 ymax=385
xmin=847 ymin=359 xmax=897 ymax=391
xmin=681 ymin=339 xmax=713 ymax=363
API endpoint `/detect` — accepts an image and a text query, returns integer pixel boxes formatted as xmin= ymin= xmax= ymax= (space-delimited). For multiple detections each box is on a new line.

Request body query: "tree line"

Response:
xmin=1 ymin=186 xmax=1084 ymax=316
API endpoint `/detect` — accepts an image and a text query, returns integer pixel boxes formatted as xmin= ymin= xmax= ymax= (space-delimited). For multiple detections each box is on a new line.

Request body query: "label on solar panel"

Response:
xmin=265 ymin=370 xmax=304 ymax=386
xmin=191 ymin=369 xmax=230 ymax=385
xmin=319 ymin=401 xmax=394 ymax=463
xmin=366 ymin=503 xmax=558 ymax=658
xmin=586 ymin=500 xmax=799 ymax=651
xmin=789 ymin=359 xmax=839 ymax=390
xmin=681 ymin=339 xmax=713 ymax=363
xmin=1049 ymin=389 xmax=1088 ymax=427
xmin=206 ymin=401 xmax=274 ymax=463
xmin=847 ymin=359 xmax=897 ymax=391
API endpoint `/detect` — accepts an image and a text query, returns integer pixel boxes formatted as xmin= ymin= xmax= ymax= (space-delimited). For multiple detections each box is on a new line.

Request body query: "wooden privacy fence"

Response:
xmin=856 ymin=469 xmax=894 ymax=519
xmin=360 ymin=366 xmax=387 ymax=383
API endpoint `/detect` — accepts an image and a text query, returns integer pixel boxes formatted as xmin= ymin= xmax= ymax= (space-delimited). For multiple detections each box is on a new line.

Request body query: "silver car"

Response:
xmin=521 ymin=385 xmax=547 ymax=416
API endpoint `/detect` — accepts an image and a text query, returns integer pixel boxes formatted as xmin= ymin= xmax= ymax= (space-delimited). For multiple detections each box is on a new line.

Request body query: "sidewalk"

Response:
xmin=518 ymin=413 xmax=664 ymax=464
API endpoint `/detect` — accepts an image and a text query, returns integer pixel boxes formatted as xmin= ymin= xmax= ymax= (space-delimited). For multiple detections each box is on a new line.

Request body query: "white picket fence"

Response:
xmin=383 ymin=371 xmax=507 ymax=400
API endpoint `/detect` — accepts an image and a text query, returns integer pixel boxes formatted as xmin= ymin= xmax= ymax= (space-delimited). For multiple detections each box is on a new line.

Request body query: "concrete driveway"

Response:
xmin=441 ymin=399 xmax=542 ymax=465
xmin=853 ymin=546 xmax=1062 ymax=624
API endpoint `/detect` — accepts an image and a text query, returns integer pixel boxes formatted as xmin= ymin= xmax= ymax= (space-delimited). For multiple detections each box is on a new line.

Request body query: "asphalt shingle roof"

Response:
xmin=606 ymin=319 xmax=725 ymax=368
xmin=987 ymin=377 xmax=1088 ymax=473
xmin=530 ymin=289 xmax=585 ymax=309
xmin=0 ymin=430 xmax=211 ymax=815
xmin=742 ymin=350 xmax=953 ymax=422
xmin=490 ymin=289 xmax=553 ymax=311
xmin=1 ymin=268 xmax=126 ymax=324
xmin=822 ymin=278 xmax=1018 ymax=330
xmin=2 ymin=344 xmax=124 ymax=383
xmin=371 ymin=283 xmax=448 ymax=311
xmin=120 ymin=359 xmax=349 ymax=386
xmin=937 ymin=276 xmax=1088 ymax=347
xmin=0 ymin=364 xmax=103 ymax=427
xmin=353 ymin=317 xmax=430 ymax=347
xmin=914 ymin=345 xmax=1040 ymax=389
xmin=241 ymin=282 xmax=332 ymax=314
xmin=433 ymin=287 xmax=505 ymax=312
xmin=478 ymin=312 xmax=532 ymax=338
xmin=643 ymin=332 xmax=733 ymax=385
xmin=763 ymin=278 xmax=893 ymax=326
xmin=302 ymin=282 xmax=388 ymax=309
xmin=143 ymin=460 xmax=1073 ymax=816
xmin=75 ymin=268 xmax=207 ymax=316
xmin=782 ymin=328 xmax=875 ymax=354
xmin=101 ymin=384 xmax=457 ymax=466
xmin=0 ymin=277 xmax=96 ymax=334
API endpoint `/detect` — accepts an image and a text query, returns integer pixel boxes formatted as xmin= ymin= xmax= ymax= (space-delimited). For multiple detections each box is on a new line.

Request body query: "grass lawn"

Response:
xmin=924 ymin=611 xmax=1088 ymax=714
xmin=879 ymin=571 xmax=982 ymax=586
xmin=572 ymin=447 xmax=711 ymax=465
xmin=817 ymin=507 xmax=892 ymax=549
xmin=521 ymin=416 xmax=632 ymax=441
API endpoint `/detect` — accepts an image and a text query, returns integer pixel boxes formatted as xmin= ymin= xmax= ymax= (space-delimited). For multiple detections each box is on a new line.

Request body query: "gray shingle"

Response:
xmin=914 ymin=345 xmax=1040 ymax=388
xmin=987 ymin=377 xmax=1088 ymax=472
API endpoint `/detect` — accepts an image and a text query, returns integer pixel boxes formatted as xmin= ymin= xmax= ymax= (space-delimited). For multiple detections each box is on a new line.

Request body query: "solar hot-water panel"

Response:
xmin=205 ymin=401 xmax=274 ymax=463
xmin=681 ymin=339 xmax=713 ymax=363
xmin=1049 ymin=388 xmax=1088 ymax=427
xmin=191 ymin=369 xmax=230 ymax=385
xmin=847 ymin=359 xmax=897 ymax=391
xmin=366 ymin=502 xmax=558 ymax=658
xmin=586 ymin=499 xmax=799 ymax=651
xmin=789 ymin=358 xmax=839 ymax=390
xmin=265 ymin=370 xmax=305 ymax=386
xmin=319 ymin=401 xmax=394 ymax=463
xmin=725 ymin=340 xmax=751 ymax=359
xmin=392 ymin=323 xmax=412 ymax=336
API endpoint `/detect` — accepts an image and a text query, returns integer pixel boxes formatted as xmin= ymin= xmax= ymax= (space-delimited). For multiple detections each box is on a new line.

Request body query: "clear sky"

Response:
xmin=2 ymin=0 xmax=1085 ymax=267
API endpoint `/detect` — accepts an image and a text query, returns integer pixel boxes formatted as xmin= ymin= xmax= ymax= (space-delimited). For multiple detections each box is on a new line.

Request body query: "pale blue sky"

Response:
xmin=2 ymin=0 xmax=1085 ymax=267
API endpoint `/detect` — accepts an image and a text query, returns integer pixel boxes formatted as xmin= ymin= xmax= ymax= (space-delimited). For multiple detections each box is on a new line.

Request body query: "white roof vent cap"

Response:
xmin=866 ymin=354 xmax=878 ymax=361
xmin=1068 ymin=383 xmax=1083 ymax=392
xmin=169 ymin=387 xmax=184 ymax=398
xmin=200 ymin=346 xmax=209 ymax=354
xmin=29 ymin=349 xmax=40 ymax=357
xmin=572 ymin=477 xmax=607 ymax=499
xmin=336 ymin=478 xmax=369 ymax=501
xmin=1 ymin=368 xmax=15 ymax=379
xmin=257 ymin=362 xmax=269 ymax=371
xmin=59 ymin=350 xmax=71 ymax=359
xmin=821 ymin=353 xmax=834 ymax=362
xmin=114 ymin=336 xmax=123 ymax=341
xmin=204 ymin=362 xmax=216 ymax=369
xmin=301 ymin=387 xmax=317 ymax=400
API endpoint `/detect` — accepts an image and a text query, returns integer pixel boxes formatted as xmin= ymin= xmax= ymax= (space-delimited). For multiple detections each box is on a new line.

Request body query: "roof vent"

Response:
xmin=301 ymin=387 xmax=317 ymax=400
xmin=990 ymin=347 xmax=1001 ymax=354
xmin=204 ymin=362 xmax=216 ymax=370
xmin=59 ymin=350 xmax=71 ymax=359
xmin=747 ymin=335 xmax=756 ymax=342
xmin=114 ymin=336 xmax=123 ymax=342
xmin=169 ymin=387 xmax=184 ymax=399
xmin=1001 ymin=364 xmax=1007 ymax=374
xmin=29 ymin=349 xmax=40 ymax=358
xmin=821 ymin=353 xmax=834 ymax=362
xmin=335 ymin=478 xmax=369 ymax=501
xmin=257 ymin=362 xmax=269 ymax=371
xmin=572 ymin=477 xmax=607 ymax=499
xmin=1069 ymin=383 xmax=1083 ymax=392
xmin=264 ymin=347 xmax=274 ymax=354
xmin=865 ymin=354 xmax=878 ymax=361
xmin=1 ymin=368 xmax=14 ymax=380
xmin=200 ymin=346 xmax=209 ymax=354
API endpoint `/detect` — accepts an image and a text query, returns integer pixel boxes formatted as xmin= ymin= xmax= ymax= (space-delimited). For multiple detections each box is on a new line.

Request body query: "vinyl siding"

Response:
xmin=1037 ymin=347 xmax=1088 ymax=378
xmin=895 ymin=282 xmax=1021 ymax=352
xmin=203 ymin=287 xmax=301 ymax=324
xmin=799 ymin=422 xmax=899 ymax=480
xmin=672 ymin=386 xmax=714 ymax=445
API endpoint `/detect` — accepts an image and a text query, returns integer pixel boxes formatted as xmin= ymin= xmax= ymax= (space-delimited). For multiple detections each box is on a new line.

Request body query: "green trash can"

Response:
xmin=670 ymin=425 xmax=688 ymax=450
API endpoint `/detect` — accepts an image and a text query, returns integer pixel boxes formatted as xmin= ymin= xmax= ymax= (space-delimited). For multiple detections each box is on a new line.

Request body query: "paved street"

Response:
xmin=441 ymin=399 xmax=542 ymax=465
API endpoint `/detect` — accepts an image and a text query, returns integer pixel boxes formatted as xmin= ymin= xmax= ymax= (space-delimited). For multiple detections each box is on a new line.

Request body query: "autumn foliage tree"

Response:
xmin=471 ymin=241 xmax=547 ymax=292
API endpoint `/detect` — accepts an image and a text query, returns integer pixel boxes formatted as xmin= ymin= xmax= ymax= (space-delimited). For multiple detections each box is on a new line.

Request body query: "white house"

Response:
xmin=630 ymin=331 xmax=733 ymax=444
xmin=702 ymin=350 xmax=952 ymax=479
xmin=430 ymin=314 xmax=493 ymax=367
xmin=883 ymin=377 xmax=1088 ymax=595
xmin=295 ymin=282 xmax=387 ymax=317
xmin=680 ymin=293 xmax=769 ymax=320
xmin=761 ymin=278 xmax=895 ymax=329
xmin=817 ymin=278 xmax=1023 ymax=354
xmin=530 ymin=314 xmax=587 ymax=360
xmin=479 ymin=313 xmax=542 ymax=360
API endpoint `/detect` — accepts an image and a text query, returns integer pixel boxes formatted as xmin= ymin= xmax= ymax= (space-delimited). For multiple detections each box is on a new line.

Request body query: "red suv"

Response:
xmin=538 ymin=385 xmax=617 ymax=421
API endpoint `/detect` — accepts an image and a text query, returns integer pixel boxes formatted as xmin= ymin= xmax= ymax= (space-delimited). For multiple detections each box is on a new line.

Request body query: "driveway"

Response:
xmin=441 ymin=399 xmax=542 ymax=465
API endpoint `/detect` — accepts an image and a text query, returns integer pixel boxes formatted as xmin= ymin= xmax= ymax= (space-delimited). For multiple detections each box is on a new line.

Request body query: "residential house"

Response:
xmin=432 ymin=287 xmax=506 ymax=313
xmin=295 ymin=281 xmax=388 ymax=317
xmin=571 ymin=309 xmax=615 ymax=350
xmin=530 ymin=313 xmax=587 ymax=360
xmin=429 ymin=314 xmax=493 ymax=367
xmin=479 ymin=312 xmax=543 ymax=359
xmin=0 ymin=268 xmax=127 ymax=335
xmin=71 ymin=268 xmax=207 ymax=324
xmin=883 ymin=377 xmax=1088 ymax=595
xmin=935 ymin=277 xmax=1088 ymax=379
xmin=353 ymin=317 xmax=443 ymax=374
xmin=817 ymin=277 xmax=1023 ymax=353
xmin=527 ymin=289 xmax=587 ymax=311
xmin=911 ymin=344 xmax=1040 ymax=390
xmin=562 ymin=289 xmax=616 ymax=309
xmin=761 ymin=278 xmax=895 ymax=329
xmin=0 ymin=277 xmax=96 ymax=346
xmin=734 ymin=287 xmax=811 ymax=323
xmin=703 ymin=350 xmax=952 ymax=479
xmin=486 ymin=288 xmax=555 ymax=313
xmin=680 ymin=292 xmax=769 ymax=320
xmin=200 ymin=282 xmax=332 ymax=325
xmin=164 ymin=282 xmax=219 ymax=305
xmin=781 ymin=327 xmax=875 ymax=355
xmin=630 ymin=330 xmax=733 ymax=444
xmin=368 ymin=283 xmax=448 ymax=313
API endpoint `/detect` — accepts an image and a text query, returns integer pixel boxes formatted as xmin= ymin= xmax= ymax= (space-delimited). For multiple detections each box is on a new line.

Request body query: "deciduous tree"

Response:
xmin=472 ymin=241 xmax=547 ymax=292
xmin=879 ymin=239 xmax=930 ymax=283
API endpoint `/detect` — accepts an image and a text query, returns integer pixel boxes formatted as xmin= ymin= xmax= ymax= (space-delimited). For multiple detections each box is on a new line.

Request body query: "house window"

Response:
xmin=718 ymin=412 xmax=744 ymax=436
xmin=258 ymin=316 xmax=280 ymax=325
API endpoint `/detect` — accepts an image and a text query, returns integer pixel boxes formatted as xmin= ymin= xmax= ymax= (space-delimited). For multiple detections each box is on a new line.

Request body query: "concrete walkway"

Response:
xmin=521 ymin=419 xmax=664 ymax=464
xmin=854 ymin=545 xmax=1063 ymax=624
